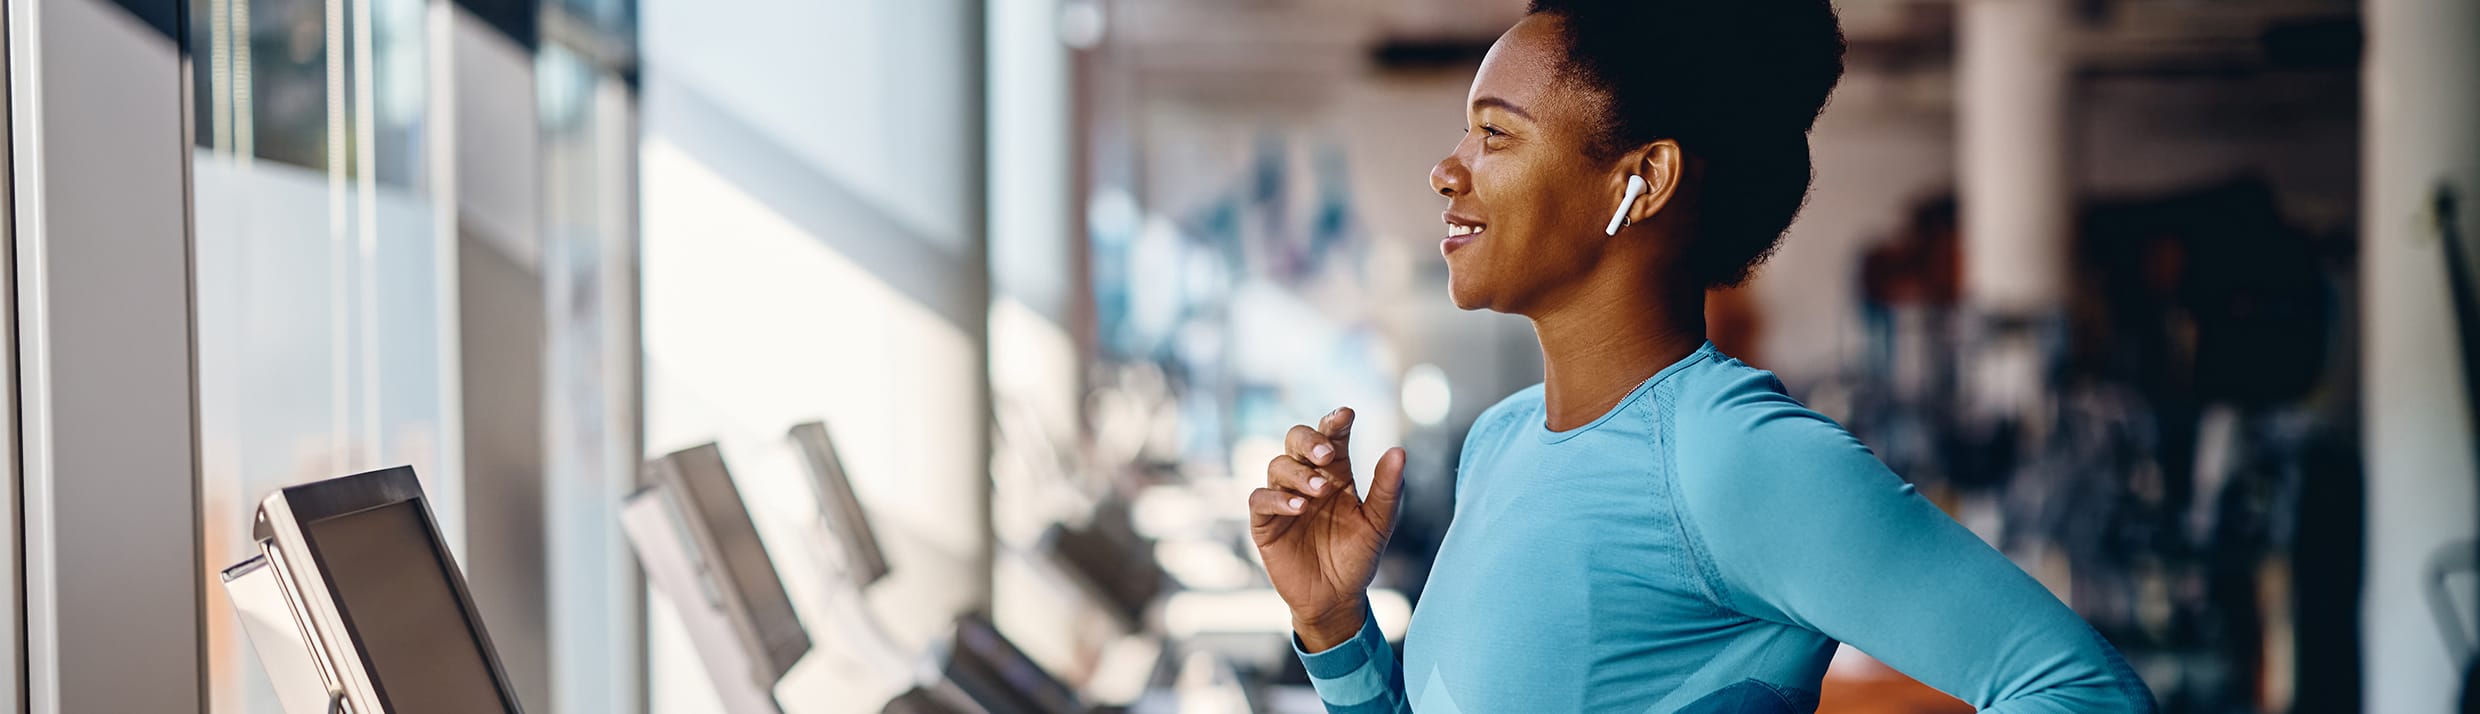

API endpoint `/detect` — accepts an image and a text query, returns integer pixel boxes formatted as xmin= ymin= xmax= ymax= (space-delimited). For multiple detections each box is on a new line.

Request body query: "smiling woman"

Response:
xmin=1245 ymin=1 xmax=2160 ymax=712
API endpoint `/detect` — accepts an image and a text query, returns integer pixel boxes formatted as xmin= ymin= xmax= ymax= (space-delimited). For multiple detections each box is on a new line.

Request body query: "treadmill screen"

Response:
xmin=671 ymin=446 xmax=809 ymax=675
xmin=306 ymin=500 xmax=510 ymax=713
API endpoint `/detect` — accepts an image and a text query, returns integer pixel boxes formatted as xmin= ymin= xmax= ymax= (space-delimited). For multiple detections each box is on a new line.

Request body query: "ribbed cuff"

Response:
xmin=1293 ymin=605 xmax=1401 ymax=712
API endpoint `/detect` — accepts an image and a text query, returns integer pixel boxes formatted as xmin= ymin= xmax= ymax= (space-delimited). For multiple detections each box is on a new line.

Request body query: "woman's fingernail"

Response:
xmin=1311 ymin=444 xmax=1333 ymax=464
xmin=1288 ymin=497 xmax=1305 ymax=510
xmin=1309 ymin=477 xmax=1328 ymax=494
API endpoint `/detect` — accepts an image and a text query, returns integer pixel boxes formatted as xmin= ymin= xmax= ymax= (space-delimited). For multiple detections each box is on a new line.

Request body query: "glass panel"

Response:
xmin=370 ymin=0 xmax=430 ymax=190
xmin=193 ymin=0 xmax=328 ymax=169
xmin=540 ymin=42 xmax=644 ymax=714
xmin=192 ymin=0 xmax=450 ymax=712
xmin=553 ymin=0 xmax=635 ymax=44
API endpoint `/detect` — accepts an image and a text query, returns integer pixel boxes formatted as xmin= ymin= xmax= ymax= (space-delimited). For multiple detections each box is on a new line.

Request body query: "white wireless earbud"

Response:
xmin=1606 ymin=174 xmax=1648 ymax=236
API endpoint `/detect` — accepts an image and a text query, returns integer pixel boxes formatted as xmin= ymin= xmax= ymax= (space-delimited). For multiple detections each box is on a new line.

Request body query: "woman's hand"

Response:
xmin=1248 ymin=407 xmax=1407 ymax=652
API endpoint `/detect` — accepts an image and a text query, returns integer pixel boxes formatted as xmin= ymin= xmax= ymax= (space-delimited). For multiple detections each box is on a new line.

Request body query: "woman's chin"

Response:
xmin=1444 ymin=275 xmax=1492 ymax=311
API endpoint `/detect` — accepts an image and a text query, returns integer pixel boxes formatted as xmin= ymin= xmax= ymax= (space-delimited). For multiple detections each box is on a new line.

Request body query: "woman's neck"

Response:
xmin=1529 ymin=279 xmax=1707 ymax=432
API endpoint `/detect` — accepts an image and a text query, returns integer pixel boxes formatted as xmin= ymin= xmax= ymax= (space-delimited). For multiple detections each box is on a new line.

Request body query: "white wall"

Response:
xmin=637 ymin=0 xmax=990 ymax=708
xmin=640 ymin=0 xmax=977 ymax=254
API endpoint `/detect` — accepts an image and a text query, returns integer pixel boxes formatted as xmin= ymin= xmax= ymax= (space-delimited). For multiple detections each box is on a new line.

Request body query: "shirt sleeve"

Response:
xmin=1675 ymin=381 xmax=2157 ymax=714
xmin=1291 ymin=604 xmax=1409 ymax=714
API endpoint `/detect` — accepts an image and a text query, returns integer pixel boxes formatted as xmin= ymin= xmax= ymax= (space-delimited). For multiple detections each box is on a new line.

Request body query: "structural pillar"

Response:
xmin=1956 ymin=0 xmax=2073 ymax=434
xmin=1959 ymin=0 xmax=2073 ymax=315
xmin=2360 ymin=0 xmax=2480 ymax=710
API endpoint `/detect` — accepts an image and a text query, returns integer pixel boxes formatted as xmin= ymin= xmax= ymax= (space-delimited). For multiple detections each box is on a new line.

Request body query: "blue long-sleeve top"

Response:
xmin=1295 ymin=343 xmax=2155 ymax=713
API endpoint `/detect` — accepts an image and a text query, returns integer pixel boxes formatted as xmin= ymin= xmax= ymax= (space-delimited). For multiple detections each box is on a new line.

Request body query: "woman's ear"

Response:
xmin=1623 ymin=139 xmax=1685 ymax=229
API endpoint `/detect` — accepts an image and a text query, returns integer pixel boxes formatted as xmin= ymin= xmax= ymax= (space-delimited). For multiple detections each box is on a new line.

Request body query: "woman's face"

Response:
xmin=1430 ymin=15 xmax=1638 ymax=315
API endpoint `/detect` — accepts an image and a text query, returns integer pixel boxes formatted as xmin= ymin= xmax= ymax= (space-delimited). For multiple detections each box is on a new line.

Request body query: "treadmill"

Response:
xmin=220 ymin=466 xmax=526 ymax=714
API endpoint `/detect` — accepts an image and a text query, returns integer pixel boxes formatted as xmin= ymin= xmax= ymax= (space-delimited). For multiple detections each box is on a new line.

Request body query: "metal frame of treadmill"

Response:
xmin=622 ymin=442 xmax=811 ymax=714
xmin=787 ymin=421 xmax=891 ymax=586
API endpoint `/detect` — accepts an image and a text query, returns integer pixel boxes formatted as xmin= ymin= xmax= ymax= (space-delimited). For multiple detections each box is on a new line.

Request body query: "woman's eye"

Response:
xmin=1481 ymin=125 xmax=1507 ymax=137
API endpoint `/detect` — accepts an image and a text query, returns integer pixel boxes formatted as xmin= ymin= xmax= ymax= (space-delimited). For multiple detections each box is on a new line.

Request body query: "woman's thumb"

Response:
xmin=1364 ymin=447 xmax=1407 ymax=535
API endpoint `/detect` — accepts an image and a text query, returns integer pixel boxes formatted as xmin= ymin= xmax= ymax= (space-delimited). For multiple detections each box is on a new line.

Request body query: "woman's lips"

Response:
xmin=1443 ymin=217 xmax=1486 ymax=256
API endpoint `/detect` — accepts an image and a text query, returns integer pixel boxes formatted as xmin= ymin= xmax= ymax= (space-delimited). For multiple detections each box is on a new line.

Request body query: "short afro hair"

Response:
xmin=1527 ymin=0 xmax=1846 ymax=288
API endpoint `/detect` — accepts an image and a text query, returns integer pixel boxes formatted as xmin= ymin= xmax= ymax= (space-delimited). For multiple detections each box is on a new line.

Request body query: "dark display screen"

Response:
xmin=306 ymin=500 xmax=510 ymax=713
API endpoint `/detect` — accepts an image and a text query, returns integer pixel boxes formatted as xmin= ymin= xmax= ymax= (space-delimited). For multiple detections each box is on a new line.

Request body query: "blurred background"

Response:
xmin=5 ymin=0 xmax=2476 ymax=712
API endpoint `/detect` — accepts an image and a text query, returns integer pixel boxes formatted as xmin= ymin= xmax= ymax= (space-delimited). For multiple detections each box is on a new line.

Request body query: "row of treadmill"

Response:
xmin=220 ymin=421 xmax=1164 ymax=714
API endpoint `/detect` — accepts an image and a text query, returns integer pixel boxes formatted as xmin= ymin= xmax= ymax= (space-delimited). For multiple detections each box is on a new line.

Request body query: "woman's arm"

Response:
xmin=1676 ymin=387 xmax=2156 ymax=713
xmin=1292 ymin=599 xmax=1410 ymax=714
xmin=1251 ymin=407 xmax=1412 ymax=713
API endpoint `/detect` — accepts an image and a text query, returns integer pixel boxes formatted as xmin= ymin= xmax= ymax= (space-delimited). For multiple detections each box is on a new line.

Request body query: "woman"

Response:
xmin=1244 ymin=1 xmax=2158 ymax=712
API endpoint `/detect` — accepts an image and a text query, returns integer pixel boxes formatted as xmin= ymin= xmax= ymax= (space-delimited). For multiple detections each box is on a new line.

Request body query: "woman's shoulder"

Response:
xmin=1463 ymin=383 xmax=1545 ymax=446
xmin=1669 ymin=353 xmax=1885 ymax=485
xmin=1672 ymin=350 xmax=1824 ymax=424
xmin=1479 ymin=383 xmax=1547 ymax=421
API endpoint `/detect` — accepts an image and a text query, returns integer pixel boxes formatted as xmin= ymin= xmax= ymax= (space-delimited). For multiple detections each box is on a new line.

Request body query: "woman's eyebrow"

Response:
xmin=1471 ymin=96 xmax=1533 ymax=121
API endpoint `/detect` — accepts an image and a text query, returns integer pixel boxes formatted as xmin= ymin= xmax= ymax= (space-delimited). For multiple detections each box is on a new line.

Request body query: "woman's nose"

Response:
xmin=1430 ymin=155 xmax=1466 ymax=198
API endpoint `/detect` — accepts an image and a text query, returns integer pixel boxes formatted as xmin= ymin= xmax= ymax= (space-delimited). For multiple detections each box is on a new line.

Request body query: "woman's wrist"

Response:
xmin=1291 ymin=596 xmax=1370 ymax=653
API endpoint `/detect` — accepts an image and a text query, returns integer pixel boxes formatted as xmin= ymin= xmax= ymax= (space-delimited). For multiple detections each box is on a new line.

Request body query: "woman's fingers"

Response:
xmin=1265 ymin=454 xmax=1340 ymax=497
xmin=1248 ymin=487 xmax=1307 ymax=522
xmin=1285 ymin=407 xmax=1358 ymax=467
xmin=1285 ymin=424 xmax=1339 ymax=467
xmin=1318 ymin=407 xmax=1356 ymax=448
